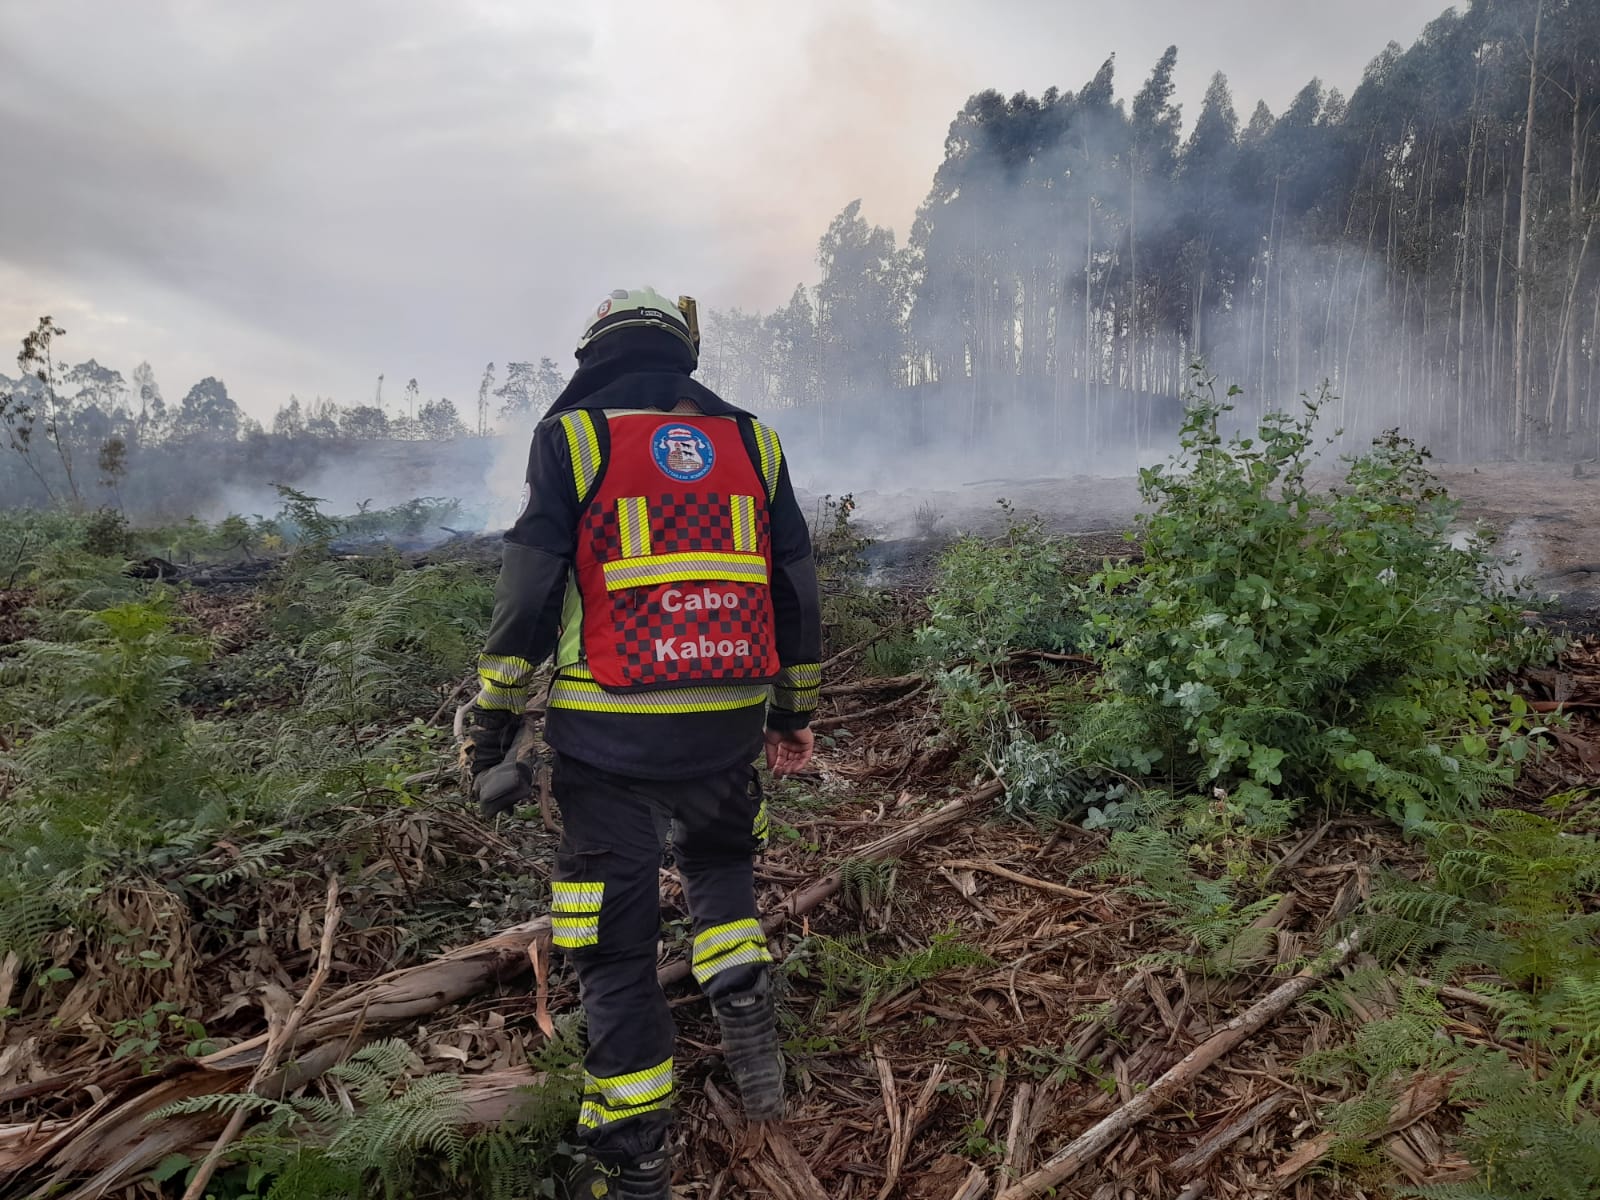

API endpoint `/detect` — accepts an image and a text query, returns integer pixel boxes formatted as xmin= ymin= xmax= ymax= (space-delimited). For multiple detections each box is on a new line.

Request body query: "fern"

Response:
xmin=838 ymin=857 xmax=897 ymax=914
xmin=787 ymin=929 xmax=992 ymax=1026
xmin=1307 ymin=814 xmax=1600 ymax=1198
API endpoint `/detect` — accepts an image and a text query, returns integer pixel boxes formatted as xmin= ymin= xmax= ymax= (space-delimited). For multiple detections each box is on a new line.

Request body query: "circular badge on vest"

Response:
xmin=652 ymin=423 xmax=715 ymax=482
xmin=516 ymin=481 xmax=531 ymax=518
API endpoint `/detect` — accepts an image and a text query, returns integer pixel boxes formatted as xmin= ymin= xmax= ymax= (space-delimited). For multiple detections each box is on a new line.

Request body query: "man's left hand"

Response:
xmin=764 ymin=727 xmax=814 ymax=776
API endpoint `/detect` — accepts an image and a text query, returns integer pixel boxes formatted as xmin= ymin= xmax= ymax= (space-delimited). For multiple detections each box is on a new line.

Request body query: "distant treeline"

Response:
xmin=0 ymin=335 xmax=559 ymax=514
xmin=697 ymin=0 xmax=1600 ymax=465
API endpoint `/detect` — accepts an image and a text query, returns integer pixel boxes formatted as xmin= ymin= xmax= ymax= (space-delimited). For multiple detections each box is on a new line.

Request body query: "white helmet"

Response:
xmin=576 ymin=287 xmax=700 ymax=361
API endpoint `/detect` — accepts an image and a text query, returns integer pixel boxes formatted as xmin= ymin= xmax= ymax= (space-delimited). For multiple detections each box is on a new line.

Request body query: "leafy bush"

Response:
xmin=809 ymin=493 xmax=898 ymax=656
xmin=1072 ymin=384 xmax=1549 ymax=827
xmin=919 ymin=504 xmax=1088 ymax=667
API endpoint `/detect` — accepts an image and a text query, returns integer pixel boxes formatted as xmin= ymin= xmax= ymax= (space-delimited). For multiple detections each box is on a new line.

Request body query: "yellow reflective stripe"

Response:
xmin=617 ymin=496 xmax=651 ymax=558
xmin=693 ymin=919 xmax=765 ymax=960
xmin=693 ymin=940 xmax=771 ymax=984
xmin=578 ymin=1059 xmax=674 ymax=1128
xmin=552 ymin=920 xmax=599 ymax=949
xmin=555 ymin=575 xmax=584 ymax=671
xmin=551 ymin=881 xmax=605 ymax=910
xmin=478 ymin=654 xmax=534 ymax=686
xmin=751 ymin=421 xmax=783 ymax=500
xmin=551 ymin=881 xmax=603 ymax=948
xmin=476 ymin=652 xmax=534 ymax=713
xmin=753 ymin=801 xmax=769 ymax=845
xmin=731 ymin=494 xmax=758 ymax=553
xmin=691 ymin=919 xmax=772 ymax=984
xmin=778 ymin=663 xmax=820 ymax=688
xmin=547 ymin=676 xmax=769 ymax=714
xmin=591 ymin=1059 xmax=673 ymax=1104
xmin=559 ymin=411 xmax=603 ymax=502
xmin=473 ymin=687 xmax=524 ymax=713
xmin=773 ymin=689 xmax=818 ymax=714
xmin=601 ymin=550 xmax=768 ymax=592
xmin=774 ymin=661 xmax=821 ymax=713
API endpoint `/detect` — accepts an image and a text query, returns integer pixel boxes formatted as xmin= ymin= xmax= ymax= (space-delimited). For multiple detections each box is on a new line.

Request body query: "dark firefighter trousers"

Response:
xmin=549 ymin=752 xmax=772 ymax=1162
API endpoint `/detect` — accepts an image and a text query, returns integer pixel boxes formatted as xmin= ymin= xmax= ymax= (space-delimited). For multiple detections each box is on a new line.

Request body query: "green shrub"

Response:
xmin=919 ymin=504 xmax=1088 ymax=667
xmin=1072 ymin=383 xmax=1549 ymax=827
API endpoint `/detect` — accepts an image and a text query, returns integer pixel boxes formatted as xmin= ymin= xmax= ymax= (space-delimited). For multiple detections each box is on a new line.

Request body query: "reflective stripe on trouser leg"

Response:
xmin=578 ymin=1057 xmax=674 ymax=1131
xmin=551 ymin=881 xmax=604 ymax=949
xmin=551 ymin=754 xmax=677 ymax=1160
xmin=691 ymin=919 xmax=773 ymax=985
xmin=752 ymin=799 xmax=769 ymax=849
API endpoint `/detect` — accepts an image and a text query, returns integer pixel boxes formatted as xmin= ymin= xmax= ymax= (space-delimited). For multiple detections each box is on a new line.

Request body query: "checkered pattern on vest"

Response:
xmin=572 ymin=413 xmax=781 ymax=692
xmin=580 ymin=492 xmax=750 ymax=561
xmin=579 ymin=493 xmax=776 ymax=688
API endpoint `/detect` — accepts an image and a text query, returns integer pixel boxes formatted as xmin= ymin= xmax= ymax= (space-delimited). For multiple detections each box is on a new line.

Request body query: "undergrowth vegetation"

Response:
xmin=2 ymin=376 xmax=1592 ymax=1197
xmin=0 ymin=493 xmax=595 ymax=1197
xmin=908 ymin=376 xmax=1592 ymax=1195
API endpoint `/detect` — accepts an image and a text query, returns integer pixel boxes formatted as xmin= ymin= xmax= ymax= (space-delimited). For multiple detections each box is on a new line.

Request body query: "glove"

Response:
xmin=465 ymin=707 xmax=519 ymax=778
xmin=473 ymin=757 xmax=535 ymax=819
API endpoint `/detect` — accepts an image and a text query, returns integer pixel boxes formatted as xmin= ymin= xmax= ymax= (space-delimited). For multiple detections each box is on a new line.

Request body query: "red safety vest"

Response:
xmin=573 ymin=412 xmax=780 ymax=691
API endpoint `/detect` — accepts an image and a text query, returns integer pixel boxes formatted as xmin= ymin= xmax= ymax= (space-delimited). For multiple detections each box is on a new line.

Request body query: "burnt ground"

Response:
xmin=837 ymin=460 xmax=1600 ymax=632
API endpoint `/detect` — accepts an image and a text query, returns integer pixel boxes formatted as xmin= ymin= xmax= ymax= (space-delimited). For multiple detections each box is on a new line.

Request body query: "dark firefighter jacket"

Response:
xmin=474 ymin=332 xmax=823 ymax=781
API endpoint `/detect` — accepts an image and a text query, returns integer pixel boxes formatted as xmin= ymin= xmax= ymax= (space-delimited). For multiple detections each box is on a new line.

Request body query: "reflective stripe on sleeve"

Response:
xmin=772 ymin=661 xmax=821 ymax=715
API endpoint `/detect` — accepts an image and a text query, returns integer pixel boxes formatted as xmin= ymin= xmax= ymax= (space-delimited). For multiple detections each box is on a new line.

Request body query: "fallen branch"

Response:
xmin=995 ymin=929 xmax=1362 ymax=1200
xmin=1270 ymin=1070 xmax=1459 ymax=1186
xmin=873 ymin=1050 xmax=903 ymax=1200
xmin=182 ymin=875 xmax=343 ymax=1200
xmin=820 ymin=673 xmax=923 ymax=697
xmin=1170 ymin=1090 xmax=1292 ymax=1176
xmin=203 ymin=916 xmax=551 ymax=1069
xmin=1006 ymin=649 xmax=1098 ymax=667
xmin=942 ymin=858 xmax=1096 ymax=901
xmin=813 ymin=682 xmax=930 ymax=731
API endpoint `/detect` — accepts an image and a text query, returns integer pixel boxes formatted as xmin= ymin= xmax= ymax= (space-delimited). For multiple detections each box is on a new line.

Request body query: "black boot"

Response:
xmin=562 ymin=1145 xmax=670 ymax=1200
xmin=710 ymin=973 xmax=785 ymax=1121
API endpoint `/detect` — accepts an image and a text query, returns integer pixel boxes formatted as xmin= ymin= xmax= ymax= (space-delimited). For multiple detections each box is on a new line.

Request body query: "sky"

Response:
xmin=0 ymin=0 xmax=1457 ymax=422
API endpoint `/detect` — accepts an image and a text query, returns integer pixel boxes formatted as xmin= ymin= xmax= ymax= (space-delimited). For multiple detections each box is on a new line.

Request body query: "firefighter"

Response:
xmin=466 ymin=288 xmax=822 ymax=1197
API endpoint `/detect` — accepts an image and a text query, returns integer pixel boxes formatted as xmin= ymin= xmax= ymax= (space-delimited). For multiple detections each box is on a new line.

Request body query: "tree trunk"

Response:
xmin=1566 ymin=79 xmax=1585 ymax=437
xmin=1513 ymin=0 xmax=1543 ymax=456
xmin=1457 ymin=111 xmax=1479 ymax=459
